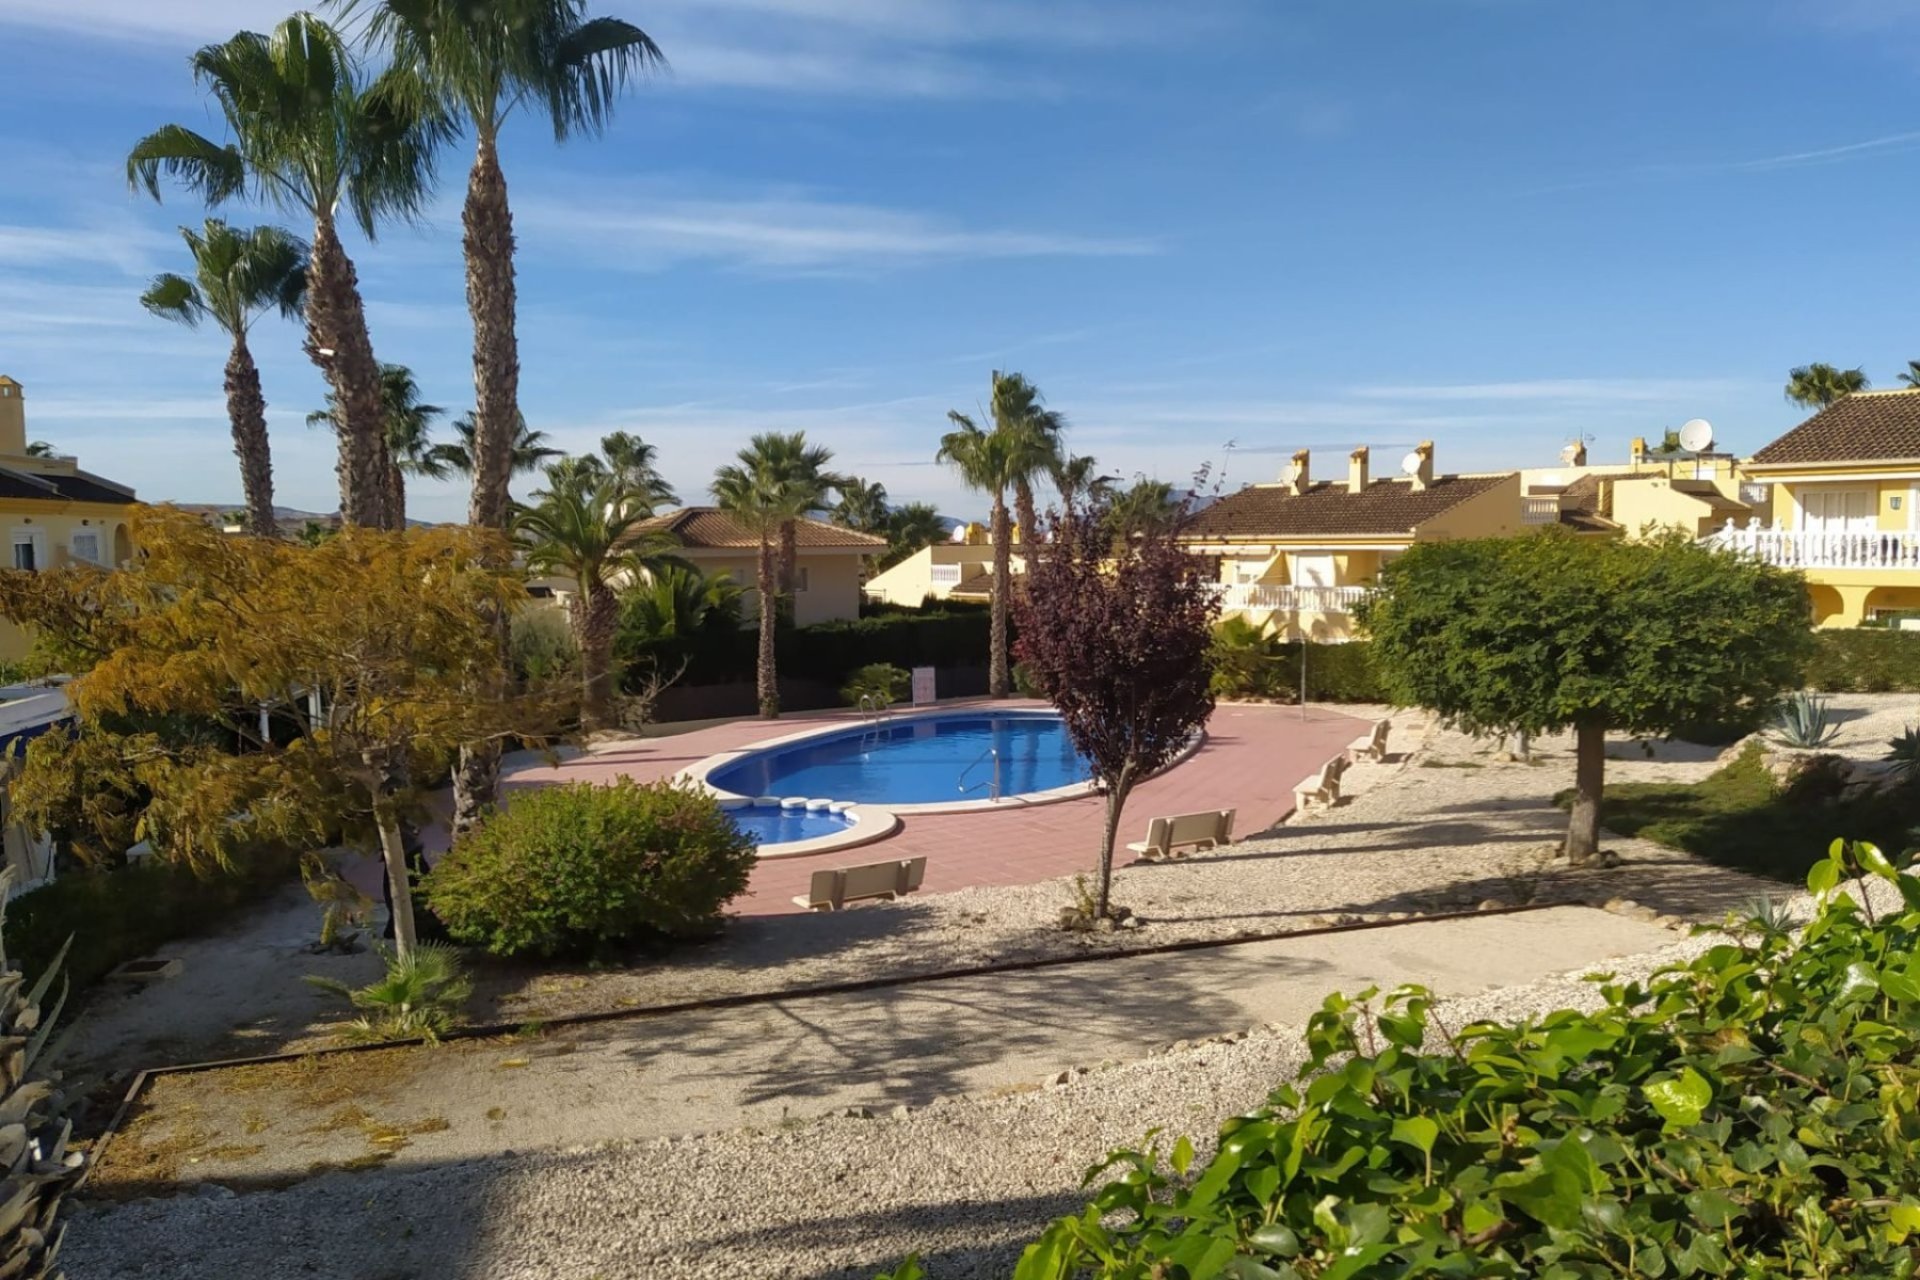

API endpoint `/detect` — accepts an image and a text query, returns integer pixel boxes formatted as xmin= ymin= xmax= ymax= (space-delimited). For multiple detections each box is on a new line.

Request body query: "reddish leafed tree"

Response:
xmin=1015 ymin=499 xmax=1219 ymax=923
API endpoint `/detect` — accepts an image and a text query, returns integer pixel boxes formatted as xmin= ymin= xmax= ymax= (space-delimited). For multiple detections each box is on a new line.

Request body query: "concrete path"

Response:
xmin=96 ymin=905 xmax=1676 ymax=1195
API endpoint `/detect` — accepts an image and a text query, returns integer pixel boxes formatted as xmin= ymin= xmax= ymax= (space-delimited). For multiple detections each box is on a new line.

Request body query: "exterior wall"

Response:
xmin=861 ymin=543 xmax=998 ymax=607
xmin=1414 ymin=473 xmax=1525 ymax=541
xmin=1736 ymin=469 xmax=1920 ymax=628
xmin=0 ymin=502 xmax=135 ymax=663
xmin=682 ymin=550 xmax=863 ymax=626
xmin=1609 ymin=478 xmax=1731 ymax=539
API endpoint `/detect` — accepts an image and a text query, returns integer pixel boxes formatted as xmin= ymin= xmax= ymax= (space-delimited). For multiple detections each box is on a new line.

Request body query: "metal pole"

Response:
xmin=1299 ymin=635 xmax=1307 ymax=721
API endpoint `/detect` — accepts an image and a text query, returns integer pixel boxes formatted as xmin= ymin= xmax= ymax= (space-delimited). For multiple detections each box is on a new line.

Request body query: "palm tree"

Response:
xmin=937 ymin=415 xmax=1018 ymax=696
xmin=129 ymin=14 xmax=440 ymax=531
xmin=597 ymin=431 xmax=679 ymax=510
xmin=1785 ymin=363 xmax=1870 ymax=410
xmin=354 ymin=0 xmax=662 ymax=541
xmin=516 ymin=464 xmax=684 ymax=730
xmin=1899 ymin=361 xmax=1920 ymax=388
xmin=712 ymin=435 xmax=833 ymax=719
xmin=310 ymin=363 xmax=449 ymax=523
xmin=1052 ymin=453 xmax=1115 ymax=508
xmin=982 ymin=371 xmax=1065 ymax=541
xmin=434 ymin=412 xmax=563 ymax=489
xmin=1106 ymin=478 xmax=1180 ymax=543
xmin=22 ymin=442 xmax=57 ymax=459
xmin=619 ymin=564 xmax=742 ymax=669
xmin=140 ymin=220 xmax=307 ymax=538
xmin=882 ymin=501 xmax=946 ymax=569
xmin=832 ymin=476 xmax=889 ymax=533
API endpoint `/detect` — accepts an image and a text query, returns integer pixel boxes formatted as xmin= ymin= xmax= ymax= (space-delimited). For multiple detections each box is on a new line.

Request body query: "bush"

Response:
xmin=882 ymin=840 xmax=1920 ymax=1278
xmin=424 ymin=779 xmax=756 ymax=958
xmin=305 ymin=942 xmax=472 ymax=1043
xmin=2 ymin=849 xmax=298 ymax=991
xmin=1804 ymin=627 xmax=1920 ymax=692
xmin=509 ymin=605 xmax=577 ymax=683
xmin=841 ymin=662 xmax=909 ymax=707
xmin=1209 ymin=617 xmax=1286 ymax=699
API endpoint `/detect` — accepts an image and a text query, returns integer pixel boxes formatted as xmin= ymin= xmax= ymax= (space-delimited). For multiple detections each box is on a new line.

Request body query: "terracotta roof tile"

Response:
xmin=636 ymin=507 xmax=887 ymax=550
xmin=1750 ymin=390 xmax=1920 ymax=465
xmin=1181 ymin=473 xmax=1511 ymax=540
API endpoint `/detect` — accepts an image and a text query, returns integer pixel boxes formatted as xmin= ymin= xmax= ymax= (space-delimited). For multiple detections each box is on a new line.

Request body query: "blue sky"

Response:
xmin=3 ymin=0 xmax=1920 ymax=523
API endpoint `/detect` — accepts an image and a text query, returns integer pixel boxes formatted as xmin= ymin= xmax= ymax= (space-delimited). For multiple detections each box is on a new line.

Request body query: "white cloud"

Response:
xmin=516 ymin=190 xmax=1156 ymax=271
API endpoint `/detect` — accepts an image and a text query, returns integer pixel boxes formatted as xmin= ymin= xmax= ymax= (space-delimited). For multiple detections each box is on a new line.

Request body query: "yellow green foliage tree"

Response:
xmin=0 ymin=508 xmax=555 ymax=955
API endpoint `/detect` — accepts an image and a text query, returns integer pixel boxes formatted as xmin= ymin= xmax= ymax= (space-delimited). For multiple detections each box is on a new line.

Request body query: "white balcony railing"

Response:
xmin=1217 ymin=583 xmax=1375 ymax=615
xmin=1521 ymin=496 xmax=1563 ymax=525
xmin=1708 ymin=524 xmax=1920 ymax=571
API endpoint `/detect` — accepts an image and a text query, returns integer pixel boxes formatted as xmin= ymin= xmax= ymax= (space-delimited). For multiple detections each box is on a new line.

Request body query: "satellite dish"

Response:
xmin=1400 ymin=451 xmax=1424 ymax=476
xmin=1558 ymin=443 xmax=1582 ymax=465
xmin=1678 ymin=419 xmax=1714 ymax=453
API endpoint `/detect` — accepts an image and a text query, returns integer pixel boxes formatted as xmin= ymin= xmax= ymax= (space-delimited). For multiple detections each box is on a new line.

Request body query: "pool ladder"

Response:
xmin=957 ymin=745 xmax=1002 ymax=801
xmin=856 ymin=694 xmax=892 ymax=750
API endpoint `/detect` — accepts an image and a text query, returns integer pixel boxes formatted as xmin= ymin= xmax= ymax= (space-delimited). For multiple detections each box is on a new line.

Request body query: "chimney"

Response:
xmin=1410 ymin=440 xmax=1435 ymax=491
xmin=1284 ymin=448 xmax=1310 ymax=495
xmin=1569 ymin=441 xmax=1587 ymax=467
xmin=1630 ymin=436 xmax=1647 ymax=468
xmin=1347 ymin=446 xmax=1370 ymax=495
xmin=0 ymin=377 xmax=23 ymax=458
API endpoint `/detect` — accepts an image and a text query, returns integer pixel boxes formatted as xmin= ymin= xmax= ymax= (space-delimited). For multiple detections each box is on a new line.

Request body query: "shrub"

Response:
xmin=306 ymin=942 xmax=472 ymax=1043
xmin=1804 ymin=627 xmax=1920 ymax=692
xmin=2 ymin=849 xmax=298 ymax=991
xmin=842 ymin=663 xmax=909 ymax=708
xmin=882 ymin=840 xmax=1920 ymax=1278
xmin=1209 ymin=617 xmax=1285 ymax=699
xmin=1770 ymin=690 xmax=1840 ymax=748
xmin=424 ymin=779 xmax=756 ymax=958
xmin=0 ymin=872 xmax=81 ymax=1280
xmin=509 ymin=605 xmax=577 ymax=683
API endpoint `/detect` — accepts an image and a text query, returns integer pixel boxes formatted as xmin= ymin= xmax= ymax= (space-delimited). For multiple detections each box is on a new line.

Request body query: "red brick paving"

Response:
xmin=440 ymin=699 xmax=1365 ymax=917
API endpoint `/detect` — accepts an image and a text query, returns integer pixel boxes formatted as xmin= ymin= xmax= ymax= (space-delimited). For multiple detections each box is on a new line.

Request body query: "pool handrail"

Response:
xmin=956 ymin=743 xmax=1002 ymax=801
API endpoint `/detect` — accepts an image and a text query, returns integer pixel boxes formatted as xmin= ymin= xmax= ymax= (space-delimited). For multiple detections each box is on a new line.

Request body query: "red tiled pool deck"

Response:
xmin=480 ymin=700 xmax=1366 ymax=917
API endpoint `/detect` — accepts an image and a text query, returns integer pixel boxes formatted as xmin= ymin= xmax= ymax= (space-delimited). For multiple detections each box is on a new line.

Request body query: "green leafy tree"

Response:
xmin=310 ymin=363 xmax=448 ymax=524
xmin=938 ymin=415 xmax=1017 ymax=695
xmin=1357 ymin=530 xmax=1813 ymax=861
xmin=618 ymin=564 xmax=741 ymax=675
xmin=1052 ymin=452 xmax=1114 ymax=506
xmin=516 ymin=463 xmax=686 ymax=730
xmin=140 ymin=219 xmax=307 ymax=538
xmin=433 ymin=411 xmax=562 ymax=491
xmin=712 ymin=432 xmax=839 ymax=717
xmin=1105 ymin=477 xmax=1179 ymax=543
xmin=831 ymin=475 xmax=890 ymax=533
xmin=128 ymin=13 xmax=442 ymax=530
xmin=1784 ymin=362 xmax=1870 ymax=409
xmin=598 ymin=431 xmax=679 ymax=510
xmin=983 ymin=370 xmax=1065 ymax=542
xmin=22 ymin=441 xmax=57 ymax=460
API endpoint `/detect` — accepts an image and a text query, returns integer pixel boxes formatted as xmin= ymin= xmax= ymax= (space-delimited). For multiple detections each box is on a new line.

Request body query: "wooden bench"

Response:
xmin=1292 ymin=755 xmax=1349 ymax=813
xmin=1125 ymin=809 xmax=1236 ymax=861
xmin=791 ymin=856 xmax=928 ymax=911
xmin=1347 ymin=718 xmax=1391 ymax=763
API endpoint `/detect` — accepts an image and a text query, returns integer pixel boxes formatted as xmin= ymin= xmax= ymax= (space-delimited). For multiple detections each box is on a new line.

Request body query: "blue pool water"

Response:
xmin=727 ymin=804 xmax=853 ymax=847
xmin=709 ymin=712 xmax=1090 ymax=806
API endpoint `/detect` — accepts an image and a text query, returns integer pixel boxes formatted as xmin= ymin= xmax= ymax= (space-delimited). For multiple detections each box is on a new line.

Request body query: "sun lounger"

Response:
xmin=1292 ymin=755 xmax=1348 ymax=813
xmin=1125 ymin=809 xmax=1236 ymax=861
xmin=791 ymin=856 xmax=928 ymax=911
xmin=1347 ymin=718 xmax=1391 ymax=763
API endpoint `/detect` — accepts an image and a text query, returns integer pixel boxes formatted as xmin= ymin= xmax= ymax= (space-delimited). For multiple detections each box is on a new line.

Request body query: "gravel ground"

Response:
xmin=67 ymin=878 xmax=1897 ymax=1280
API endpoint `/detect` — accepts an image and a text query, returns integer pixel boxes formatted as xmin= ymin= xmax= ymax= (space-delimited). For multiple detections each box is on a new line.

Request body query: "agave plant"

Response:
xmin=306 ymin=942 xmax=472 ymax=1044
xmin=1887 ymin=725 xmax=1920 ymax=776
xmin=0 ymin=871 xmax=83 ymax=1279
xmin=1770 ymin=691 xmax=1840 ymax=749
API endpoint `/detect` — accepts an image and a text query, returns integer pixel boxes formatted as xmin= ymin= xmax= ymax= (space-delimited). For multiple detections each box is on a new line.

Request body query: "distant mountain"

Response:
xmin=164 ymin=502 xmax=438 ymax=529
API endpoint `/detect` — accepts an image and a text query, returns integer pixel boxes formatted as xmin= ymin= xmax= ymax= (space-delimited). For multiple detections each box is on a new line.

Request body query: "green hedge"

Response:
xmin=1804 ymin=628 xmax=1920 ymax=692
xmin=882 ymin=840 xmax=1920 ymax=1278
xmin=663 ymin=610 xmax=992 ymax=690
xmin=3 ymin=850 xmax=298 ymax=991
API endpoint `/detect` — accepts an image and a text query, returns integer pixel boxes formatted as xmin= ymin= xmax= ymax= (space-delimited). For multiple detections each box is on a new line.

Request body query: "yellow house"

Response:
xmin=1179 ymin=442 xmax=1522 ymax=641
xmin=634 ymin=507 xmax=884 ymax=627
xmin=1722 ymin=390 xmax=1920 ymax=627
xmin=1519 ymin=436 xmax=1763 ymax=539
xmin=0 ymin=376 xmax=139 ymax=662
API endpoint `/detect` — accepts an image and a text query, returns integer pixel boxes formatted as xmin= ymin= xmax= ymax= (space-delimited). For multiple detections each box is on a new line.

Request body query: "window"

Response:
xmin=1798 ymin=488 xmax=1875 ymax=533
xmin=793 ymin=566 xmax=810 ymax=593
xmin=70 ymin=532 xmax=99 ymax=565
xmin=930 ymin=564 xmax=962 ymax=585
xmin=10 ymin=534 xmax=36 ymax=573
xmin=1292 ymin=553 xmax=1337 ymax=587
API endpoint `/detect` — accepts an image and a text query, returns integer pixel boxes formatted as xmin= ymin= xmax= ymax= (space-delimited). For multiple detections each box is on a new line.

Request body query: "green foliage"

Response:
xmin=1889 ymin=727 xmax=1920 ymax=777
xmin=842 ymin=663 xmax=909 ymax=708
xmin=1805 ymin=628 xmax=1920 ymax=693
xmin=305 ymin=942 xmax=471 ymax=1043
xmin=1769 ymin=691 xmax=1840 ymax=749
xmin=1599 ymin=742 xmax=1920 ymax=882
xmin=2 ymin=849 xmax=297 ymax=992
xmin=0 ymin=870 xmax=82 ymax=1280
xmin=907 ymin=840 xmax=1920 ymax=1278
xmin=1358 ymin=531 xmax=1813 ymax=740
xmin=1209 ymin=627 xmax=1385 ymax=704
xmin=510 ymin=605 xmax=578 ymax=683
xmin=616 ymin=565 xmax=744 ymax=677
xmin=1210 ymin=616 xmax=1286 ymax=699
xmin=779 ymin=612 xmax=993 ymax=687
xmin=425 ymin=778 xmax=755 ymax=958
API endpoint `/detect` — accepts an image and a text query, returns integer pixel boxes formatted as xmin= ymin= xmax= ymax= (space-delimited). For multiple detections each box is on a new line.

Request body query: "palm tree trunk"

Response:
xmin=222 ymin=333 xmax=277 ymax=539
xmin=778 ymin=519 xmax=798 ymax=606
xmin=305 ymin=211 xmax=391 ymax=530
xmin=757 ymin=533 xmax=779 ymax=718
xmin=990 ymin=493 xmax=1011 ymax=697
xmin=578 ymin=583 xmax=619 ymax=732
xmin=387 ymin=464 xmax=407 ymax=529
xmin=1014 ymin=480 xmax=1038 ymax=551
xmin=452 ymin=124 xmax=520 ymax=831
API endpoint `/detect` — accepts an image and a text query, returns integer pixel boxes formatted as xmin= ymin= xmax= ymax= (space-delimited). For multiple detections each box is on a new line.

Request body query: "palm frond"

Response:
xmin=127 ymin=125 xmax=248 ymax=205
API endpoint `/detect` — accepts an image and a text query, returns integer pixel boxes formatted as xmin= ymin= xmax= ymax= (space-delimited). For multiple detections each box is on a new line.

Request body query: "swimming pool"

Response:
xmin=725 ymin=802 xmax=854 ymax=848
xmin=706 ymin=710 xmax=1091 ymax=808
